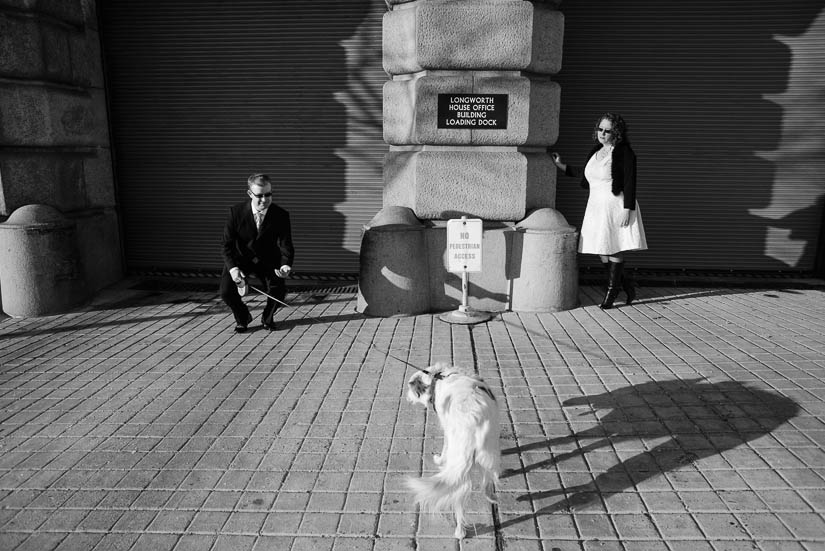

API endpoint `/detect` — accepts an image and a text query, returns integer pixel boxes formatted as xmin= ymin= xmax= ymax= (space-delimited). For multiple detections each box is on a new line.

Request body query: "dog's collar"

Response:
xmin=429 ymin=371 xmax=449 ymax=407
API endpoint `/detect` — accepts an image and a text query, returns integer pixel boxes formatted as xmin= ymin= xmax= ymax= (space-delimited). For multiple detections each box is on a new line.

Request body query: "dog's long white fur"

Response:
xmin=405 ymin=363 xmax=500 ymax=539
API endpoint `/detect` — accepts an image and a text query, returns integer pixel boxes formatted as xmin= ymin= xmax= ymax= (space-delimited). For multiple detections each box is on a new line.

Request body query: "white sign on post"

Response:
xmin=447 ymin=218 xmax=483 ymax=273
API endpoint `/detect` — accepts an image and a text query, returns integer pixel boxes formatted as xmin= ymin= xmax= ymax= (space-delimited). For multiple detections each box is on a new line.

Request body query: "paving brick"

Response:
xmin=292 ymin=536 xmax=335 ymax=551
xmin=39 ymin=508 xmax=89 ymax=531
xmin=611 ymin=512 xmax=660 ymax=539
xmin=15 ymin=532 xmax=68 ymax=551
xmin=666 ymin=543 xmax=713 ymax=551
xmin=212 ymin=534 xmax=257 ymax=551
xmin=776 ymin=511 xmax=825 ymax=540
xmin=171 ymin=534 xmax=217 ymax=551
xmin=54 ymin=533 xmax=105 ymax=551
xmin=0 ymin=532 xmax=30 ymax=550
xmin=187 ymin=510 xmax=230 ymax=533
xmin=650 ymin=513 xmax=704 ymax=539
xmin=759 ymin=542 xmax=808 ymax=551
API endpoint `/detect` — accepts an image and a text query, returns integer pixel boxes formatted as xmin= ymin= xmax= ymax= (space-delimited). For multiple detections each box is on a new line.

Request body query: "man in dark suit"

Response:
xmin=220 ymin=173 xmax=295 ymax=333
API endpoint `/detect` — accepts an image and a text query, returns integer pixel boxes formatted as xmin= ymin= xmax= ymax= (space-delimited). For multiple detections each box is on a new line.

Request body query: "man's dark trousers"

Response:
xmin=219 ymin=266 xmax=286 ymax=326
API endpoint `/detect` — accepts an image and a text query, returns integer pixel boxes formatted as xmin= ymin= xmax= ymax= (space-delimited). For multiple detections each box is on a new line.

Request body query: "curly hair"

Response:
xmin=592 ymin=112 xmax=629 ymax=145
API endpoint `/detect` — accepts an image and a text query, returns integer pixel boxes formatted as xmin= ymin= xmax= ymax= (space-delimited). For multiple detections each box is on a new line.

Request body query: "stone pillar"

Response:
xmin=357 ymin=0 xmax=578 ymax=315
xmin=0 ymin=0 xmax=122 ymax=314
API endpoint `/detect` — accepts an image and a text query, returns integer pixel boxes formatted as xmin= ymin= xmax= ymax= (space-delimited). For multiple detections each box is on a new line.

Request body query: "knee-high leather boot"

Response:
xmin=622 ymin=264 xmax=636 ymax=305
xmin=600 ymin=261 xmax=623 ymax=309
xmin=601 ymin=260 xmax=610 ymax=291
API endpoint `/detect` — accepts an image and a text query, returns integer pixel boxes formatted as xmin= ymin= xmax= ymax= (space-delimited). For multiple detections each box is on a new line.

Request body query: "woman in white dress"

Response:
xmin=551 ymin=113 xmax=647 ymax=309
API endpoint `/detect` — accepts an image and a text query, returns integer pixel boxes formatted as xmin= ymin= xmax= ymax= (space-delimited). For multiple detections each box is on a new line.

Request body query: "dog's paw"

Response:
xmin=453 ymin=524 xmax=466 ymax=539
xmin=433 ymin=453 xmax=443 ymax=465
xmin=484 ymin=489 xmax=498 ymax=504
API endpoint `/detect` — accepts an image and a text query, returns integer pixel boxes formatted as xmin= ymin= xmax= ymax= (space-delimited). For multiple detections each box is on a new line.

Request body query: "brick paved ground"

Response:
xmin=0 ymin=281 xmax=824 ymax=550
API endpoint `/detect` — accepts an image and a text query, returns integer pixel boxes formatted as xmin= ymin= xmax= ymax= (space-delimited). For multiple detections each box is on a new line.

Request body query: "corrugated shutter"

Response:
xmin=100 ymin=0 xmax=388 ymax=274
xmin=101 ymin=1 xmax=824 ymax=275
xmin=553 ymin=1 xmax=825 ymax=271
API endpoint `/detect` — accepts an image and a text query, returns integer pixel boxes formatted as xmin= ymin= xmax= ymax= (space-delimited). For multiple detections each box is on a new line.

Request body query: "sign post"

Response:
xmin=439 ymin=216 xmax=492 ymax=324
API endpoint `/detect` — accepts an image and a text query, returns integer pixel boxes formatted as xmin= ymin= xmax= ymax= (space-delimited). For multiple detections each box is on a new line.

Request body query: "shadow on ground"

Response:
xmin=0 ymin=290 xmax=362 ymax=338
xmin=497 ymin=378 xmax=799 ymax=527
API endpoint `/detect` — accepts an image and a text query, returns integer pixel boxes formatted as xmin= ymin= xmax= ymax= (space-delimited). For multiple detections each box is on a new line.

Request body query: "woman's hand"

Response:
xmin=551 ymin=152 xmax=566 ymax=171
xmin=619 ymin=209 xmax=633 ymax=227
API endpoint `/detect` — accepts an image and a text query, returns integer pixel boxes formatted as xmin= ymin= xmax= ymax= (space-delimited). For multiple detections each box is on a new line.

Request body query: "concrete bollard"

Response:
xmin=510 ymin=208 xmax=579 ymax=312
xmin=0 ymin=204 xmax=90 ymax=317
xmin=356 ymin=206 xmax=431 ymax=316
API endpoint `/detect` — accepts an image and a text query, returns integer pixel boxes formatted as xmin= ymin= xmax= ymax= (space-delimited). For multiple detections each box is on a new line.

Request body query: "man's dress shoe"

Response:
xmin=235 ymin=313 xmax=253 ymax=333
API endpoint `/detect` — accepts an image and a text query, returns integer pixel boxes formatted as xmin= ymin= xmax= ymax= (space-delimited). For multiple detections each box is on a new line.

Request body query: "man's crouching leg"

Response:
xmin=220 ymin=267 xmax=252 ymax=332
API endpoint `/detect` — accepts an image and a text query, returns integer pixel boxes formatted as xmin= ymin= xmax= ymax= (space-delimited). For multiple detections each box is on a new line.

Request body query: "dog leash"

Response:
xmin=246 ymin=283 xmax=434 ymax=376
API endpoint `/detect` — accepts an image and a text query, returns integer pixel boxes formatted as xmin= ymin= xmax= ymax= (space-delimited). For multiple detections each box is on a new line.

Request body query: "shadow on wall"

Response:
xmin=102 ymin=1 xmax=386 ymax=273
xmin=498 ymin=378 xmax=800 ymax=527
xmin=749 ymin=7 xmax=825 ymax=270
xmin=333 ymin=1 xmax=388 ymax=270
xmin=553 ymin=3 xmax=825 ymax=272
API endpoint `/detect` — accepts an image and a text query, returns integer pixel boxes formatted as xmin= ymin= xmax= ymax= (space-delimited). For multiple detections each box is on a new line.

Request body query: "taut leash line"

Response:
xmin=246 ymin=284 xmax=430 ymax=374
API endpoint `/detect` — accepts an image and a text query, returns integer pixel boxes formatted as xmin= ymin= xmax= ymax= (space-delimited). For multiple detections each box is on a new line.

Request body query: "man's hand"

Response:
xmin=229 ymin=267 xmax=245 ymax=283
xmin=551 ymin=151 xmax=566 ymax=171
xmin=230 ymin=267 xmax=247 ymax=296
xmin=275 ymin=265 xmax=292 ymax=278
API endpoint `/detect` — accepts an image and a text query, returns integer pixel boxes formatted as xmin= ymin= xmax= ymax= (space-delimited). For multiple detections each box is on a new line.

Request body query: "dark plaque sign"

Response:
xmin=437 ymin=94 xmax=508 ymax=129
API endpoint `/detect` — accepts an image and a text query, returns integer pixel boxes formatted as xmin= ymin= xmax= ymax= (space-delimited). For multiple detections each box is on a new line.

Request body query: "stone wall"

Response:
xmin=0 ymin=0 xmax=122 ymax=308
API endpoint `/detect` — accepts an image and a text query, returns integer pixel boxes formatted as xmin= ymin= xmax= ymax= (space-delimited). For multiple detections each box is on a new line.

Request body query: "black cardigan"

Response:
xmin=564 ymin=142 xmax=638 ymax=210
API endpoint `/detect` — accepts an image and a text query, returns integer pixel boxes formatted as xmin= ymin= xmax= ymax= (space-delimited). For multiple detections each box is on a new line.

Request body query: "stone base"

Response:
xmin=357 ymin=207 xmax=578 ymax=316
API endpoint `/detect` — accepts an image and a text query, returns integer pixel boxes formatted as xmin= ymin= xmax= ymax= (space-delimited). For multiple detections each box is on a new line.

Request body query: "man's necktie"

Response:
xmin=255 ymin=211 xmax=263 ymax=230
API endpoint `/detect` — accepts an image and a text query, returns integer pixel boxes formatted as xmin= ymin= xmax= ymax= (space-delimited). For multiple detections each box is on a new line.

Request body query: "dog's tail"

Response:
xmin=406 ymin=450 xmax=474 ymax=514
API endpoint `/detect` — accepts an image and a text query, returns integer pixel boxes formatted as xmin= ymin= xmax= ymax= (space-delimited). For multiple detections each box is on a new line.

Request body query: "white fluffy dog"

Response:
xmin=405 ymin=363 xmax=500 ymax=539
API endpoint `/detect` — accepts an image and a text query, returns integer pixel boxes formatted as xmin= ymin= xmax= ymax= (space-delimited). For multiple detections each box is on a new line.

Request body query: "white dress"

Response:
xmin=578 ymin=146 xmax=648 ymax=255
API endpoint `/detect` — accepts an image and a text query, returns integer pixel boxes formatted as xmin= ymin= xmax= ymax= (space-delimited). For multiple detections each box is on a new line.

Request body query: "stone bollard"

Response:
xmin=510 ymin=208 xmax=579 ymax=312
xmin=356 ymin=206 xmax=431 ymax=316
xmin=0 ymin=204 xmax=90 ymax=317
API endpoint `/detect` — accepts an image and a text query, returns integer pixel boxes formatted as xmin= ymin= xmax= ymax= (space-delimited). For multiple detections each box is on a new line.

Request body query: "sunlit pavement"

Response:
xmin=0 ymin=280 xmax=824 ymax=551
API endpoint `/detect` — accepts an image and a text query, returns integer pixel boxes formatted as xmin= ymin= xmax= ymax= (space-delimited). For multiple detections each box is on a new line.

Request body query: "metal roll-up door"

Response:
xmin=553 ymin=1 xmax=825 ymax=272
xmin=100 ymin=0 xmax=388 ymax=274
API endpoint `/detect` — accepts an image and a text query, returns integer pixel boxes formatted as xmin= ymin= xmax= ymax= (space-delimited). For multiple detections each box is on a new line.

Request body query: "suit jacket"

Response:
xmin=564 ymin=142 xmax=638 ymax=210
xmin=222 ymin=200 xmax=294 ymax=272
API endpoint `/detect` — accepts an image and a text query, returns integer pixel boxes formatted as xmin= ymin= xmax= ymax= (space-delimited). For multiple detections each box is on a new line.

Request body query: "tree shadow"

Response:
xmin=553 ymin=3 xmax=824 ymax=272
xmin=497 ymin=378 xmax=799 ymax=526
xmin=577 ymin=285 xmax=742 ymax=307
xmin=577 ymin=285 xmax=808 ymax=308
